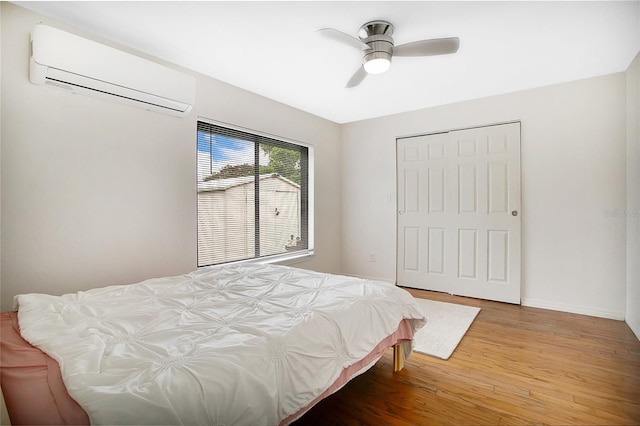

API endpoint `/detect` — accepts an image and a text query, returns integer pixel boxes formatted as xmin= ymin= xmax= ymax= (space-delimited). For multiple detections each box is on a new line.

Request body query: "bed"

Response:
xmin=0 ymin=263 xmax=425 ymax=425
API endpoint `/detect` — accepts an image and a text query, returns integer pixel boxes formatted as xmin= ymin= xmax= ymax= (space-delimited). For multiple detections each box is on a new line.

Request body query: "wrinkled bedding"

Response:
xmin=14 ymin=264 xmax=426 ymax=425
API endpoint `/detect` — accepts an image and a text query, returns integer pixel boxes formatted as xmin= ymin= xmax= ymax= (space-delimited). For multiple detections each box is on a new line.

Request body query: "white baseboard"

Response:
xmin=343 ymin=273 xmax=626 ymax=321
xmin=521 ymin=298 xmax=625 ymax=321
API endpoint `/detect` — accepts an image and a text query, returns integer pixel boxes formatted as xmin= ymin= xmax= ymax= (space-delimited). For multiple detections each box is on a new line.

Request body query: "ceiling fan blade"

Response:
xmin=317 ymin=28 xmax=369 ymax=50
xmin=393 ymin=37 xmax=460 ymax=57
xmin=346 ymin=65 xmax=367 ymax=88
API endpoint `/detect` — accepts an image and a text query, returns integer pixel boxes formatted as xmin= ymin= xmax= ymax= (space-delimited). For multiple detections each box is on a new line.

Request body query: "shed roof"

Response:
xmin=198 ymin=173 xmax=300 ymax=193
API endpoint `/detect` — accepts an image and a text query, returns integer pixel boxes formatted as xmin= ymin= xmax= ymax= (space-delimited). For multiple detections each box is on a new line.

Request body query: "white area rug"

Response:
xmin=412 ymin=298 xmax=480 ymax=360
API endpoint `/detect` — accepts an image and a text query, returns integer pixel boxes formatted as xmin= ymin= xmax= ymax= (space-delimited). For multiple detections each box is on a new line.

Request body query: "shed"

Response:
xmin=197 ymin=173 xmax=301 ymax=265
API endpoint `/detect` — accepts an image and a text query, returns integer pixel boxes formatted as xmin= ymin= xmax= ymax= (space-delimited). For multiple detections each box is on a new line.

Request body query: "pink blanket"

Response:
xmin=0 ymin=312 xmax=89 ymax=425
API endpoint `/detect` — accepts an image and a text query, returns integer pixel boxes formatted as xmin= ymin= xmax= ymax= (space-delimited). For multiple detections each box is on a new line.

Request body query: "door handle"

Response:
xmin=512 ymin=211 xmax=518 ymax=216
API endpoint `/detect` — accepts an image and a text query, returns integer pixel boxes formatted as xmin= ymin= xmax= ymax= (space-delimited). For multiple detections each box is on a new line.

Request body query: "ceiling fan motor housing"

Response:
xmin=360 ymin=21 xmax=394 ymax=72
xmin=362 ymin=35 xmax=393 ymax=66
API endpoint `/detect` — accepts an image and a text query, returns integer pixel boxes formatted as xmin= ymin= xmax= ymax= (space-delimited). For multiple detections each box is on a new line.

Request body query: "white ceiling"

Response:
xmin=14 ymin=1 xmax=640 ymax=124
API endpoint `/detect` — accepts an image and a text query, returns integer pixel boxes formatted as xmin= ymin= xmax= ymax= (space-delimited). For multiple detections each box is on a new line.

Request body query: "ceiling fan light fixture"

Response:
xmin=363 ymin=51 xmax=391 ymax=74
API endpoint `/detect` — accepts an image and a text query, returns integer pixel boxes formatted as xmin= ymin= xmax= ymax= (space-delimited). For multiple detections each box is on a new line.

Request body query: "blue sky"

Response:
xmin=197 ymin=132 xmax=251 ymax=162
xmin=197 ymin=131 xmax=268 ymax=181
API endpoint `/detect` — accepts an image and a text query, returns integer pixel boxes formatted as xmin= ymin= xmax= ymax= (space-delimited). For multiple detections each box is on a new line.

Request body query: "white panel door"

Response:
xmin=397 ymin=132 xmax=450 ymax=293
xmin=397 ymin=122 xmax=521 ymax=304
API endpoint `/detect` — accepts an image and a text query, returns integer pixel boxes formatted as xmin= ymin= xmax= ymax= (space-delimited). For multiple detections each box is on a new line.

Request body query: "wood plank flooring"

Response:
xmin=293 ymin=289 xmax=640 ymax=425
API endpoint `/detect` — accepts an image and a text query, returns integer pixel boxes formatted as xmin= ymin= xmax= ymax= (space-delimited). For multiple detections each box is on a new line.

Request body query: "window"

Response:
xmin=197 ymin=121 xmax=312 ymax=266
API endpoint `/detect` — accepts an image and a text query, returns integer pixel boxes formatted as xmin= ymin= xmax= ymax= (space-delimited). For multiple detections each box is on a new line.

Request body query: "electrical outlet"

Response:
xmin=369 ymin=252 xmax=376 ymax=262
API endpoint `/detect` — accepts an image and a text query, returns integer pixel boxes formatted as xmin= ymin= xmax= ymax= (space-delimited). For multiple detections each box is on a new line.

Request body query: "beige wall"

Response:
xmin=0 ymin=3 xmax=342 ymax=310
xmin=341 ymin=72 xmax=628 ymax=320
xmin=627 ymin=52 xmax=640 ymax=338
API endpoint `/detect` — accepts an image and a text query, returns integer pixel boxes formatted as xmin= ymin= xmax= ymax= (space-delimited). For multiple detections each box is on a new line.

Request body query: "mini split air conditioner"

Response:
xmin=30 ymin=24 xmax=196 ymax=117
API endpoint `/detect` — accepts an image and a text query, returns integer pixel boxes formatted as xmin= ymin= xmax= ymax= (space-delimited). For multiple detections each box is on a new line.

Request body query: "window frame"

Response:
xmin=196 ymin=118 xmax=314 ymax=267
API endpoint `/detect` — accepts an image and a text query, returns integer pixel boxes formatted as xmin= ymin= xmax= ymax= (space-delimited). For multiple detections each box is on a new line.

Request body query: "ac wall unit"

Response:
xmin=30 ymin=24 xmax=196 ymax=117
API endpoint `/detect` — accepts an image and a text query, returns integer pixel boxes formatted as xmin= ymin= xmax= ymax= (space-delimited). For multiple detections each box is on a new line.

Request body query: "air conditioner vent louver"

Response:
xmin=30 ymin=25 xmax=196 ymax=117
xmin=44 ymin=79 xmax=74 ymax=91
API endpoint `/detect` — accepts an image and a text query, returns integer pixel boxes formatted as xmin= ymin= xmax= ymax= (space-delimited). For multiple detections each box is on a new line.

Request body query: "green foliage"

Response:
xmin=204 ymin=164 xmax=254 ymax=181
xmin=260 ymin=145 xmax=301 ymax=184
xmin=206 ymin=145 xmax=301 ymax=185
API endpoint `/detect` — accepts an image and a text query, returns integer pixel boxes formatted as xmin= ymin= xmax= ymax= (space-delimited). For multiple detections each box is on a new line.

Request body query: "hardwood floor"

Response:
xmin=294 ymin=289 xmax=640 ymax=425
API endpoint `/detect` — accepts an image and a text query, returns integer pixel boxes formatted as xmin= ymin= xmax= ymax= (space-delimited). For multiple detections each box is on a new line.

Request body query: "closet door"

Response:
xmin=397 ymin=122 xmax=521 ymax=304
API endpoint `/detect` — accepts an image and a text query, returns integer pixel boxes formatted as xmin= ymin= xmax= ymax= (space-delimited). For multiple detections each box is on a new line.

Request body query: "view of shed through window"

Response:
xmin=197 ymin=122 xmax=308 ymax=266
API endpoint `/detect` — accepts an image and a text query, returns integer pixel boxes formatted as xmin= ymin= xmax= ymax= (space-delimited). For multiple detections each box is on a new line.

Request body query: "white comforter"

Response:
xmin=15 ymin=264 xmax=425 ymax=425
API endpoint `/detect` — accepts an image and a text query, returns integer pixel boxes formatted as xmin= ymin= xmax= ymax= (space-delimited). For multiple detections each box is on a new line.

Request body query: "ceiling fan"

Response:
xmin=318 ymin=20 xmax=460 ymax=88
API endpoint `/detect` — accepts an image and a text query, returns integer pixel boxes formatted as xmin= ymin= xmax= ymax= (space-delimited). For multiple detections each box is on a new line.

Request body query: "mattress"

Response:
xmin=3 ymin=263 xmax=426 ymax=425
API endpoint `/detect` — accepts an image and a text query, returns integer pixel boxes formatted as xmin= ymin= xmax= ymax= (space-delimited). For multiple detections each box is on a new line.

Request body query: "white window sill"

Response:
xmin=198 ymin=249 xmax=315 ymax=270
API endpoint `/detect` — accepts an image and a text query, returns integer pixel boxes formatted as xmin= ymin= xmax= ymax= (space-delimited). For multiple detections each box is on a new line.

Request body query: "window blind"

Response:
xmin=197 ymin=121 xmax=309 ymax=266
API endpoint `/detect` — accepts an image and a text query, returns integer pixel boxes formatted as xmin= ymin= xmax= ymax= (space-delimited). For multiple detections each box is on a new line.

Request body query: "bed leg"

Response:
xmin=393 ymin=341 xmax=410 ymax=371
